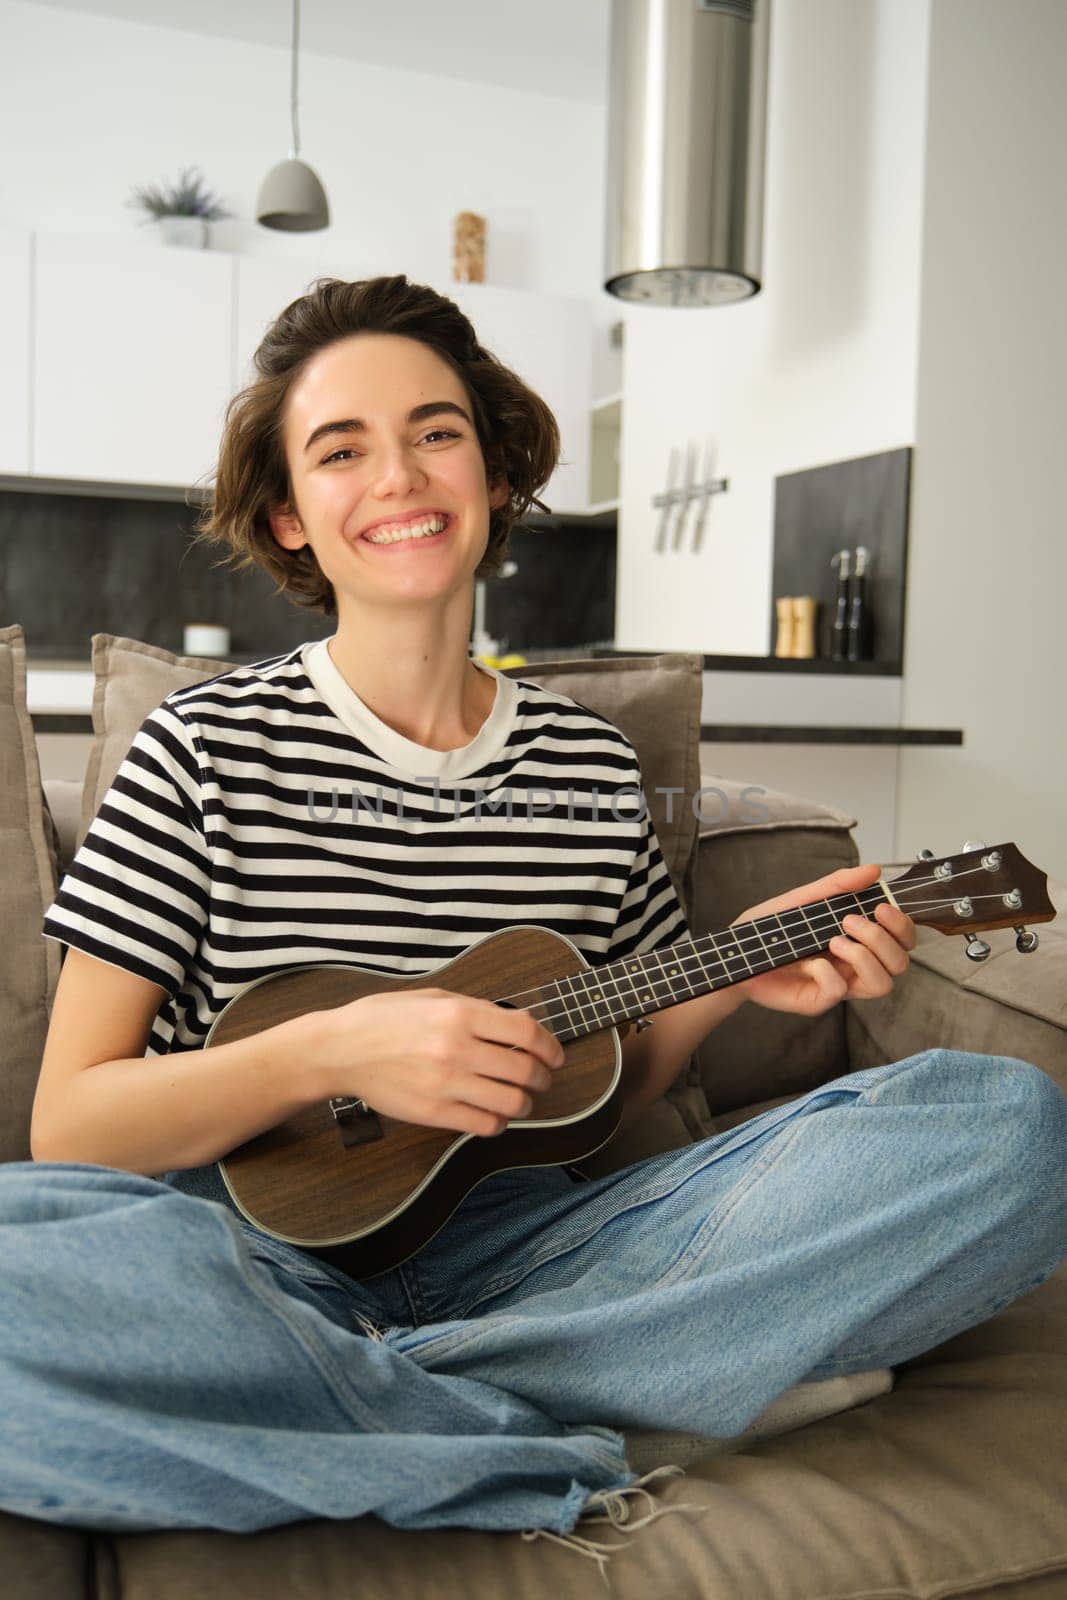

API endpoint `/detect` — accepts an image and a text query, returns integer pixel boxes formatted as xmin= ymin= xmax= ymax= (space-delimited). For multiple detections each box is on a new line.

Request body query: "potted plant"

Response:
xmin=125 ymin=166 xmax=234 ymax=248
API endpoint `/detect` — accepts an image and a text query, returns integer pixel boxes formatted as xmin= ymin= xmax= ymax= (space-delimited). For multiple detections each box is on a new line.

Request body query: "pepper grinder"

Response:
xmin=829 ymin=549 xmax=851 ymax=662
xmin=846 ymin=545 xmax=874 ymax=661
xmin=774 ymin=597 xmax=795 ymax=658
xmin=790 ymin=596 xmax=817 ymax=659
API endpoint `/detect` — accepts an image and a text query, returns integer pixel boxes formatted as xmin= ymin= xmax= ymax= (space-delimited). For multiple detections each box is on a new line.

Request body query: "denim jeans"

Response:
xmin=3 ymin=1050 xmax=1066 ymax=1550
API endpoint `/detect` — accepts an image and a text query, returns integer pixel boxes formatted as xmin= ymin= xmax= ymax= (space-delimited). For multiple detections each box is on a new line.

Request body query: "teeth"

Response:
xmin=365 ymin=515 xmax=448 ymax=545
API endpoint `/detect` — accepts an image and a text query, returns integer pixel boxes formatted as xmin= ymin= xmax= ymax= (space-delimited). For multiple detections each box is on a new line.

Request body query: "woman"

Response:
xmin=8 ymin=276 xmax=1066 ymax=1569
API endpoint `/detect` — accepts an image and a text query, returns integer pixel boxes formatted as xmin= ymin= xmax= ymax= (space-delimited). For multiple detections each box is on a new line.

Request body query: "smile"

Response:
xmin=361 ymin=513 xmax=452 ymax=546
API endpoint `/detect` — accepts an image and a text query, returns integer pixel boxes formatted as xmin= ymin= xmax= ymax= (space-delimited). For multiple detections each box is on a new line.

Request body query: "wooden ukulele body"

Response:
xmin=210 ymin=925 xmax=625 ymax=1278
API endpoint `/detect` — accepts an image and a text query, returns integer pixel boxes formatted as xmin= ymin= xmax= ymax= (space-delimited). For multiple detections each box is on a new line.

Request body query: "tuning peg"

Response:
xmin=916 ymin=848 xmax=935 ymax=861
xmin=962 ymin=839 xmax=987 ymax=852
xmin=965 ymin=936 xmax=991 ymax=962
xmin=1014 ymin=926 xmax=1040 ymax=954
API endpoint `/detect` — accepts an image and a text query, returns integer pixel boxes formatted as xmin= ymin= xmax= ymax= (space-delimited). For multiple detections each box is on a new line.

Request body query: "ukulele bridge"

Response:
xmin=328 ymin=1096 xmax=384 ymax=1148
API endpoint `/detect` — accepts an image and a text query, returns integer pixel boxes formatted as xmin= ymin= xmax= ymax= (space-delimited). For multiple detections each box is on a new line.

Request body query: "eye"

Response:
xmin=321 ymin=428 xmax=460 ymax=465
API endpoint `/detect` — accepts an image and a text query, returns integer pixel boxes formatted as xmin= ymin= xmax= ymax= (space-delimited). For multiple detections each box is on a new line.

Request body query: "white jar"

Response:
xmin=182 ymin=624 xmax=231 ymax=658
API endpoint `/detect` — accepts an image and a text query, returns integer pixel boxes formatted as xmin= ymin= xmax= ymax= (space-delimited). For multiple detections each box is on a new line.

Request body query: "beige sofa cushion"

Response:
xmin=690 ymin=777 xmax=860 ymax=1119
xmin=79 ymin=633 xmax=236 ymax=849
xmin=84 ymin=1264 xmax=1067 ymax=1599
xmin=501 ymin=653 xmax=704 ymax=919
xmin=0 ymin=625 xmax=61 ymax=1163
xmin=847 ymin=876 xmax=1067 ymax=1098
xmin=82 ymin=641 xmax=704 ymax=916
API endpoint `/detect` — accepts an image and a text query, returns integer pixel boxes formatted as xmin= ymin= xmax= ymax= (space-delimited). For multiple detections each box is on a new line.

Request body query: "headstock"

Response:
xmin=887 ymin=841 xmax=1054 ymax=962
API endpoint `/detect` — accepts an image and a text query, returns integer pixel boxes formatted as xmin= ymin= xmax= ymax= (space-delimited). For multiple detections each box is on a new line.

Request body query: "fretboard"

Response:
xmin=529 ymin=882 xmax=892 ymax=1043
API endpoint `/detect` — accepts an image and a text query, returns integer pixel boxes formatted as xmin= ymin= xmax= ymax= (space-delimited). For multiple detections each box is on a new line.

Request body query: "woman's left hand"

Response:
xmin=732 ymin=862 xmax=918 ymax=1018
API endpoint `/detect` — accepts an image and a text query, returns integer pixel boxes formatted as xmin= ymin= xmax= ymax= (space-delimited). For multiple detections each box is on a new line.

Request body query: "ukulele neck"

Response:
xmin=533 ymin=880 xmax=895 ymax=1042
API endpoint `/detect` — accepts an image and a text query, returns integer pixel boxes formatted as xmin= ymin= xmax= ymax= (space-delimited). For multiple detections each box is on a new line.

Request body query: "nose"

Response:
xmin=372 ymin=440 xmax=429 ymax=498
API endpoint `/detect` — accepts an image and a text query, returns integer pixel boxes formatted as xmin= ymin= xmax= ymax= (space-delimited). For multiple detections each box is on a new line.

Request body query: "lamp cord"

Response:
xmin=289 ymin=0 xmax=301 ymax=159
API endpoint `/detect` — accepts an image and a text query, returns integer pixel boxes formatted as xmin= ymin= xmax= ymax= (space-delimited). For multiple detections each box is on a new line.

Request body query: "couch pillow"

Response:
xmin=501 ymin=652 xmax=704 ymax=922
xmin=79 ymin=634 xmax=235 ymax=847
xmin=83 ymin=641 xmax=706 ymax=925
xmin=0 ymin=625 xmax=62 ymax=1163
xmin=690 ymin=776 xmax=859 ymax=1119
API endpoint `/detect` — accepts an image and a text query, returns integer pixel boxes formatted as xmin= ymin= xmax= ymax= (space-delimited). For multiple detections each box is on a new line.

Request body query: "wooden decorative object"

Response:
xmin=790 ymin=596 xmax=817 ymax=658
xmin=452 ymin=211 xmax=486 ymax=282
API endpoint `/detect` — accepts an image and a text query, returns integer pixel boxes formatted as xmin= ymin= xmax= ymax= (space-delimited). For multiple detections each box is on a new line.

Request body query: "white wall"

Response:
xmin=0 ymin=0 xmax=607 ymax=303
xmin=614 ymin=0 xmax=932 ymax=656
xmin=898 ymin=0 xmax=1067 ymax=882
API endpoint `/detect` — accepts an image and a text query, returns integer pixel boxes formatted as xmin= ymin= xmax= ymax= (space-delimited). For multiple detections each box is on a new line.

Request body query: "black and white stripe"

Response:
xmin=43 ymin=646 xmax=689 ymax=1058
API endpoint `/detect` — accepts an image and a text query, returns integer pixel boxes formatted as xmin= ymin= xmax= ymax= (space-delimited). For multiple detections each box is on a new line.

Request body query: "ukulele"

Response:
xmin=209 ymin=843 xmax=1054 ymax=1278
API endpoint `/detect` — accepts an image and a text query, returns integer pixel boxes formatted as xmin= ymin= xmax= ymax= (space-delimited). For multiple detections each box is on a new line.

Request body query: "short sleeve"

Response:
xmin=42 ymin=702 xmax=211 ymax=994
xmin=607 ymin=798 xmax=691 ymax=963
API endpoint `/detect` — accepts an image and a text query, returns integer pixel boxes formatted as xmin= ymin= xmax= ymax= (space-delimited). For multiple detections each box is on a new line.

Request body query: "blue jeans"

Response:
xmin=3 ymin=1050 xmax=1066 ymax=1543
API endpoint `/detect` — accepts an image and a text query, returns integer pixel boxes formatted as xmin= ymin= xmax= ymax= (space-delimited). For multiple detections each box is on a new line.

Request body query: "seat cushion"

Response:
xmin=98 ymin=1263 xmax=1067 ymax=1600
xmin=0 ymin=624 xmax=61 ymax=1164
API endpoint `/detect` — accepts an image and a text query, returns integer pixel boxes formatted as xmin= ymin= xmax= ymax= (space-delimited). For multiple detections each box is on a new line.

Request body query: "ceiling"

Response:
xmin=23 ymin=0 xmax=612 ymax=104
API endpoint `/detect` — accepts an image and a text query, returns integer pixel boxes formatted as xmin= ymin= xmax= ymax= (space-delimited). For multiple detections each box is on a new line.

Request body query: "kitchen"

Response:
xmin=3 ymin=0 xmax=1063 ymax=877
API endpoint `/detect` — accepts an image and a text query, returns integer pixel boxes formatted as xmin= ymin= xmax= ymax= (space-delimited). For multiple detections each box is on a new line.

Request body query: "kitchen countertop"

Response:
xmin=26 ymin=654 xmax=962 ymax=747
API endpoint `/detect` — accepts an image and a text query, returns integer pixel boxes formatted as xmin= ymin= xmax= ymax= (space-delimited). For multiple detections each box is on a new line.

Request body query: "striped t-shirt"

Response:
xmin=42 ymin=638 xmax=690 ymax=1064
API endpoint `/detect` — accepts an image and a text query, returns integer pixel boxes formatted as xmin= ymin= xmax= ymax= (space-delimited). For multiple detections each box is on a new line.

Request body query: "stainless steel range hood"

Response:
xmin=604 ymin=0 xmax=772 ymax=306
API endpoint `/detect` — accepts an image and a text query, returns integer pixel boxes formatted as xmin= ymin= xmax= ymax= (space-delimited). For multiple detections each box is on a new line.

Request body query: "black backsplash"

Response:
xmin=0 ymin=487 xmax=334 ymax=659
xmin=483 ymin=518 xmax=617 ymax=652
xmin=0 ymin=487 xmax=617 ymax=660
xmin=770 ymin=447 xmax=911 ymax=667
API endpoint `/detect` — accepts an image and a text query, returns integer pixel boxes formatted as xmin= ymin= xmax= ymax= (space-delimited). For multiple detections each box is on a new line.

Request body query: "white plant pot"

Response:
xmin=158 ymin=215 xmax=208 ymax=249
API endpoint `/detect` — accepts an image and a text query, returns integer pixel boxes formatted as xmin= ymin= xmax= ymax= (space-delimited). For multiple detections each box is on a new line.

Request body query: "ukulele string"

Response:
xmin=492 ymin=879 xmax=1013 ymax=1026
xmin=492 ymin=862 xmax=1004 ymax=1011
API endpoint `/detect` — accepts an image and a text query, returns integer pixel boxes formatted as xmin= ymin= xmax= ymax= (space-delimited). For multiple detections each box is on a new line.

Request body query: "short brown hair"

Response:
xmin=191 ymin=274 xmax=561 ymax=614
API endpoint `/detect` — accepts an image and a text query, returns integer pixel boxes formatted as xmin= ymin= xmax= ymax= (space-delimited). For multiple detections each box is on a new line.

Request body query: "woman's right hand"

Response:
xmin=305 ymin=988 xmax=567 ymax=1138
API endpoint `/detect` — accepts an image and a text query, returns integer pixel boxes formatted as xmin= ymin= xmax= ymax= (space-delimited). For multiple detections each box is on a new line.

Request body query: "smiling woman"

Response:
xmin=15 ymin=270 xmax=1065 ymax=1570
xmin=191 ymin=274 xmax=560 ymax=613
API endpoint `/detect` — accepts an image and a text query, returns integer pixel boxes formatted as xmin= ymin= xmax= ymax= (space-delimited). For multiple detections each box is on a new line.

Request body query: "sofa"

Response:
xmin=3 ymin=624 xmax=1066 ymax=1599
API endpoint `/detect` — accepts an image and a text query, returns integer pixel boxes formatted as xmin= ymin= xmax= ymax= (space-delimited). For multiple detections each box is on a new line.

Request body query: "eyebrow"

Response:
xmin=303 ymin=400 xmax=473 ymax=454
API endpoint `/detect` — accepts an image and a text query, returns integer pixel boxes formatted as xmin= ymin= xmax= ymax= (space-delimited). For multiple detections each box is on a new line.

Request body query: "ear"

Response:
xmin=487 ymin=471 xmax=510 ymax=514
xmin=268 ymin=501 xmax=306 ymax=551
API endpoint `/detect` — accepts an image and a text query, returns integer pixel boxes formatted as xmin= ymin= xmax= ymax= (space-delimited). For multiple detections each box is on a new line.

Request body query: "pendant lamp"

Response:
xmin=604 ymin=0 xmax=771 ymax=305
xmin=256 ymin=0 xmax=331 ymax=232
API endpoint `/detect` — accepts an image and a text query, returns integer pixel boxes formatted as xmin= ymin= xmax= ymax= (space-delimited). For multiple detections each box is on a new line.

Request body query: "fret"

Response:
xmin=772 ymin=912 xmax=800 ymax=959
xmin=618 ymin=955 xmax=666 ymax=1018
xmin=548 ymin=977 xmax=580 ymax=1039
xmin=593 ymin=957 xmax=636 ymax=1026
xmin=708 ymin=927 xmax=755 ymax=986
xmin=749 ymin=913 xmax=789 ymax=972
xmin=791 ymin=901 xmax=823 ymax=956
xmin=776 ymin=904 xmax=819 ymax=960
xmin=687 ymin=938 xmax=721 ymax=994
xmin=568 ymin=975 xmax=616 ymax=1034
xmin=651 ymin=947 xmax=701 ymax=1006
xmin=559 ymin=970 xmax=602 ymax=1034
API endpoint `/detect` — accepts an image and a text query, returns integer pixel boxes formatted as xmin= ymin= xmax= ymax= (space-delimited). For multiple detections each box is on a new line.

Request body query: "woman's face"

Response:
xmin=270 ymin=331 xmax=508 ymax=611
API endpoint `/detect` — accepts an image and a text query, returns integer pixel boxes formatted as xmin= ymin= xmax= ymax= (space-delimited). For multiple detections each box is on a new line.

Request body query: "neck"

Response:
xmin=525 ymin=880 xmax=896 ymax=1041
xmin=327 ymin=595 xmax=491 ymax=750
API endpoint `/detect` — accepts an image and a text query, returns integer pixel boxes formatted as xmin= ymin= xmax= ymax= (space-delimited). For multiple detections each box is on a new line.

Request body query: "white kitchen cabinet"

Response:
xmin=237 ymin=268 xmax=597 ymax=516
xmin=0 ymin=229 xmax=32 ymax=475
xmin=589 ymin=391 xmax=622 ymax=512
xmin=20 ymin=236 xmax=600 ymax=506
xmin=446 ymin=282 xmax=593 ymax=516
xmin=233 ymin=256 xmax=340 ymax=389
xmin=33 ymin=233 xmax=234 ymax=489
